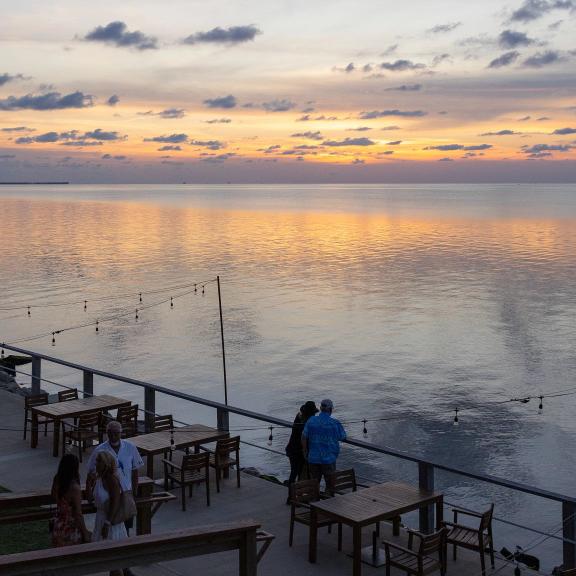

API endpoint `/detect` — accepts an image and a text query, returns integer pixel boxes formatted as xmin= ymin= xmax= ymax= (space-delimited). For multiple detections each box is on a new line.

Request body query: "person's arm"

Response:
xmin=69 ymin=483 xmax=91 ymax=543
xmin=101 ymin=475 xmax=121 ymax=539
xmin=339 ymin=421 xmax=346 ymax=441
xmin=131 ymin=445 xmax=144 ymax=494
xmin=85 ymin=450 xmax=98 ymax=502
xmin=131 ymin=469 xmax=139 ymax=496
xmin=301 ymin=421 xmax=309 ymax=458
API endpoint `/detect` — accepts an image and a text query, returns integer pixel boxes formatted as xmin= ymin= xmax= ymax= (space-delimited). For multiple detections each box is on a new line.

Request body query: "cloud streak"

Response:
xmin=0 ymin=91 xmax=93 ymax=111
xmin=84 ymin=21 xmax=158 ymax=50
xmin=182 ymin=25 xmax=261 ymax=45
xmin=359 ymin=109 xmax=427 ymax=119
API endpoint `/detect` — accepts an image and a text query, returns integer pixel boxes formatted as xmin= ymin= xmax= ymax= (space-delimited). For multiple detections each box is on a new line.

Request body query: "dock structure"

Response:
xmin=1 ymin=344 xmax=573 ymax=575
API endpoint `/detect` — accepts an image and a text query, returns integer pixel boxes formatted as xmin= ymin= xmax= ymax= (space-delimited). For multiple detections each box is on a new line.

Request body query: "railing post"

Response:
xmin=83 ymin=370 xmax=93 ymax=397
xmin=144 ymin=387 xmax=155 ymax=433
xmin=31 ymin=355 xmax=41 ymax=395
xmin=239 ymin=529 xmax=257 ymax=576
xmin=419 ymin=462 xmax=435 ymax=533
xmin=563 ymin=501 xmax=576 ymax=569
xmin=217 ymin=407 xmax=229 ymax=433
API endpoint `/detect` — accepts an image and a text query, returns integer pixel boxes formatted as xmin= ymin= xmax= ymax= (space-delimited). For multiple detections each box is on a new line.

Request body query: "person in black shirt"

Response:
xmin=285 ymin=400 xmax=318 ymax=502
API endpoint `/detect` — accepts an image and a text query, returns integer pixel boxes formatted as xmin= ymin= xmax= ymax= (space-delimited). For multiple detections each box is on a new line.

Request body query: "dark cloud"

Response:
xmin=380 ymin=125 xmax=401 ymax=131
xmin=380 ymin=59 xmax=426 ymax=71
xmin=346 ymin=127 xmax=372 ymax=132
xmin=552 ymin=127 xmax=576 ymax=134
xmin=322 ymin=137 xmax=375 ymax=146
xmin=182 ymin=25 xmax=261 ymax=45
xmin=262 ymin=99 xmax=296 ymax=112
xmin=480 ymin=129 xmax=518 ymax=135
xmin=203 ymin=95 xmax=237 ymax=109
xmin=144 ymin=133 xmax=188 ymax=143
xmin=0 ymin=154 xmax=15 ymax=159
xmin=425 ymin=143 xmax=493 ymax=151
xmin=427 ymin=22 xmax=461 ymax=34
xmin=438 ymin=157 xmax=454 ymax=161
xmin=522 ymin=50 xmax=565 ymax=67
xmin=518 ymin=115 xmax=532 ymax=121
xmin=205 ymin=118 xmax=232 ymax=124
xmin=0 ymin=73 xmax=26 ymax=86
xmin=1 ymin=126 xmax=34 ymax=132
xmin=387 ymin=140 xmax=402 ymax=145
xmin=202 ymin=153 xmax=236 ymax=163
xmin=488 ymin=51 xmax=520 ymax=69
xmin=385 ymin=84 xmax=422 ymax=92
xmin=359 ymin=109 xmax=426 ymax=119
xmin=15 ymin=128 xmax=125 ymax=145
xmin=102 ymin=154 xmax=127 ymax=160
xmin=107 ymin=94 xmax=120 ymax=106
xmin=294 ymin=144 xmax=319 ymax=150
xmin=499 ymin=30 xmax=537 ymax=49
xmin=141 ymin=108 xmax=186 ymax=119
xmin=158 ymin=145 xmax=182 ymax=151
xmin=297 ymin=114 xmax=338 ymax=121
xmin=0 ymin=91 xmax=93 ymax=111
xmin=291 ymin=131 xmax=323 ymax=140
xmin=510 ymin=0 xmax=576 ymax=23
xmin=190 ymin=139 xmax=225 ymax=150
xmin=84 ymin=21 xmax=157 ymax=50
xmin=522 ymin=143 xmax=574 ymax=156
xmin=381 ymin=44 xmax=398 ymax=56
xmin=432 ymin=54 xmax=451 ymax=66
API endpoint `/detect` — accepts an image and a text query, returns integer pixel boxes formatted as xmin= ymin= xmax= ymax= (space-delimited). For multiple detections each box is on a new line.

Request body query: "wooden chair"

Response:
xmin=62 ymin=411 xmax=103 ymax=462
xmin=116 ymin=404 xmax=139 ymax=437
xmin=57 ymin=388 xmax=78 ymax=402
xmin=152 ymin=414 xmax=173 ymax=432
xmin=204 ymin=436 xmax=240 ymax=493
xmin=289 ymin=479 xmax=336 ymax=547
xmin=23 ymin=393 xmax=52 ymax=439
xmin=443 ymin=504 xmax=495 ymax=576
xmin=163 ymin=452 xmax=210 ymax=511
xmin=383 ymin=527 xmax=447 ymax=576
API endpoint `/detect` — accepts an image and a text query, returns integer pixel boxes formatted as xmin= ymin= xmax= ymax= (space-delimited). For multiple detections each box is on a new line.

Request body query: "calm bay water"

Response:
xmin=1 ymin=183 xmax=576 ymax=566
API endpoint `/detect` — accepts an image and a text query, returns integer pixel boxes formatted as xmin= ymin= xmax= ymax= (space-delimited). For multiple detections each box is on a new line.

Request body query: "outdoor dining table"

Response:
xmin=308 ymin=481 xmax=444 ymax=576
xmin=128 ymin=424 xmax=230 ymax=478
xmin=30 ymin=394 xmax=131 ymax=457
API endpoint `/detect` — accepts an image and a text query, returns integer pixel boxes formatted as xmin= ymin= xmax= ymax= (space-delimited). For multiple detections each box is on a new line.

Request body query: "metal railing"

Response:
xmin=2 ymin=341 xmax=576 ymax=570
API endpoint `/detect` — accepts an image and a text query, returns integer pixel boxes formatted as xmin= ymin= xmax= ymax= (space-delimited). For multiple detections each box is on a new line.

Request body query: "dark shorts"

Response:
xmin=308 ymin=463 xmax=336 ymax=487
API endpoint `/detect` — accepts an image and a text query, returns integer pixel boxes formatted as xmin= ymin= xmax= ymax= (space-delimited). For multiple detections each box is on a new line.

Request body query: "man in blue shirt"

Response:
xmin=302 ymin=398 xmax=346 ymax=487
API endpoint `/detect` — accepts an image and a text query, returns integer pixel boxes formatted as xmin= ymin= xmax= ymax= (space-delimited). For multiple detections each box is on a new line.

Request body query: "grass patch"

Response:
xmin=0 ymin=484 xmax=52 ymax=555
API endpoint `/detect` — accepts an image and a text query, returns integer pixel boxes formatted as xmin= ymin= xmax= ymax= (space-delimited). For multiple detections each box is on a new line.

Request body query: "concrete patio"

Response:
xmin=0 ymin=387 xmax=516 ymax=576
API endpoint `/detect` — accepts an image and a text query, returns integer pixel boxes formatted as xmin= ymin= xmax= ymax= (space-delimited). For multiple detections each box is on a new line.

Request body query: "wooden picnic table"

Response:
xmin=128 ymin=424 xmax=230 ymax=478
xmin=309 ymin=481 xmax=444 ymax=576
xmin=31 ymin=394 xmax=131 ymax=457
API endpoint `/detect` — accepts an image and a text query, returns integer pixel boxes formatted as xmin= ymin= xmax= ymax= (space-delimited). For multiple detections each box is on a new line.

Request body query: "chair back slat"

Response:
xmin=117 ymin=404 xmax=138 ymax=422
xmin=328 ymin=469 xmax=357 ymax=493
xmin=25 ymin=393 xmax=49 ymax=408
xmin=418 ymin=528 xmax=446 ymax=556
xmin=78 ymin=411 xmax=100 ymax=429
xmin=152 ymin=414 xmax=173 ymax=432
xmin=58 ymin=389 xmax=78 ymax=402
xmin=182 ymin=453 xmax=209 ymax=472
xmin=480 ymin=504 xmax=494 ymax=532
xmin=216 ymin=436 xmax=240 ymax=455
xmin=290 ymin=479 xmax=320 ymax=504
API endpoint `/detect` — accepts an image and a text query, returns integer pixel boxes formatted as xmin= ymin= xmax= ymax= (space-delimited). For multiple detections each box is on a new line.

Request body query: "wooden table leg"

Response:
xmin=136 ymin=482 xmax=153 ymax=535
xmin=147 ymin=453 xmax=154 ymax=479
xmin=436 ymin=495 xmax=444 ymax=530
xmin=31 ymin=412 xmax=38 ymax=449
xmin=52 ymin=419 xmax=60 ymax=457
xmin=309 ymin=507 xmax=318 ymax=563
xmin=353 ymin=525 xmax=362 ymax=576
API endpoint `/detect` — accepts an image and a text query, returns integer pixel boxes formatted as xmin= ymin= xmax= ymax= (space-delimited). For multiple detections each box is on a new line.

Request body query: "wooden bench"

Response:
xmin=0 ymin=477 xmax=175 ymax=536
xmin=0 ymin=521 xmax=267 ymax=576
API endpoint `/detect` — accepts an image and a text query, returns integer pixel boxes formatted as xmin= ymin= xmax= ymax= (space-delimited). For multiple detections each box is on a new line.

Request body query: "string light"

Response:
xmin=194 ymin=284 xmax=197 ymax=294
xmin=514 ymin=565 xmax=521 ymax=576
xmin=267 ymin=427 xmax=274 ymax=446
xmin=170 ymin=426 xmax=175 ymax=451
xmin=538 ymin=396 xmax=543 ymax=414
xmin=453 ymin=408 xmax=459 ymax=426
xmin=1 ymin=346 xmax=4 ymax=359
xmin=51 ymin=332 xmax=56 ymax=346
xmin=202 ymin=285 xmax=205 ymax=296
xmin=135 ymin=309 xmax=139 ymax=321
xmin=139 ymin=293 xmax=142 ymax=303
xmin=95 ymin=319 xmax=99 ymax=333
xmin=170 ymin=297 xmax=174 ymax=309
xmin=27 ymin=306 xmax=30 ymax=317
xmin=84 ymin=300 xmax=87 ymax=311
xmin=362 ymin=419 xmax=368 ymax=438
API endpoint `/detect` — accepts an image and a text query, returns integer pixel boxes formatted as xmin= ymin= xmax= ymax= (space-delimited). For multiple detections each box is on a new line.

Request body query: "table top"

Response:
xmin=311 ymin=481 xmax=443 ymax=526
xmin=128 ymin=424 xmax=229 ymax=455
xmin=31 ymin=394 xmax=131 ymax=419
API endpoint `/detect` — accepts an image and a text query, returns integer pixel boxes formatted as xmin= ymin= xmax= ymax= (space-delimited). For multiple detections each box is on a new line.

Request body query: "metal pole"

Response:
xmin=216 ymin=275 xmax=228 ymax=405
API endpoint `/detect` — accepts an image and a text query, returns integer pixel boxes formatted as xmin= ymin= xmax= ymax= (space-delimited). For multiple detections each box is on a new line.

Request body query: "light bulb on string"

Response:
xmin=1 ymin=346 xmax=4 ymax=359
xmin=95 ymin=320 xmax=99 ymax=333
xmin=135 ymin=309 xmax=139 ymax=321
xmin=194 ymin=284 xmax=197 ymax=294
xmin=267 ymin=427 xmax=274 ymax=446
xmin=170 ymin=427 xmax=175 ymax=452
xmin=362 ymin=419 xmax=368 ymax=439
xmin=538 ymin=396 xmax=543 ymax=414
xmin=27 ymin=306 xmax=31 ymax=317
xmin=139 ymin=292 xmax=142 ymax=303
xmin=170 ymin=297 xmax=174 ymax=309
xmin=51 ymin=332 xmax=56 ymax=346
xmin=514 ymin=566 xmax=521 ymax=576
xmin=84 ymin=300 xmax=87 ymax=311
xmin=453 ymin=408 xmax=459 ymax=427
xmin=202 ymin=285 xmax=205 ymax=296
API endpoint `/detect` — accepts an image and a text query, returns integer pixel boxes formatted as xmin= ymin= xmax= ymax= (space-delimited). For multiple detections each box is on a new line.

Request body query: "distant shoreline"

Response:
xmin=0 ymin=182 xmax=69 ymax=185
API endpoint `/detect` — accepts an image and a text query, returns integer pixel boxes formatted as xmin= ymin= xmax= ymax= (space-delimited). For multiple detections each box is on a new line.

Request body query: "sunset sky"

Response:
xmin=1 ymin=0 xmax=575 ymax=183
